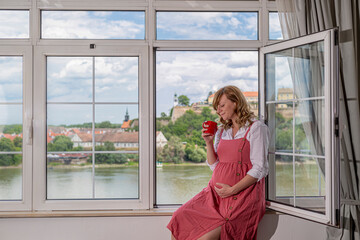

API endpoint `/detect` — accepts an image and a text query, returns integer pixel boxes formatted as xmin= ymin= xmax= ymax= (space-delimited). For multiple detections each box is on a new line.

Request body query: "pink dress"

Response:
xmin=167 ymin=124 xmax=265 ymax=240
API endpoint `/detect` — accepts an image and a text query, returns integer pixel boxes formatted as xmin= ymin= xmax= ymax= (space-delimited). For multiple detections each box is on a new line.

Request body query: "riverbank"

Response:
xmin=0 ymin=160 xmax=317 ymax=169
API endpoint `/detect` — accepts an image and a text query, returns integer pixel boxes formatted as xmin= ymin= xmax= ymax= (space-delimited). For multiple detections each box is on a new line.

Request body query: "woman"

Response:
xmin=167 ymin=85 xmax=269 ymax=240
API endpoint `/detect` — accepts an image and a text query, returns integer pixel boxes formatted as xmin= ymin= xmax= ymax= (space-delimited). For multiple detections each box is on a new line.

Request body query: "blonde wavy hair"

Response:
xmin=212 ymin=85 xmax=256 ymax=130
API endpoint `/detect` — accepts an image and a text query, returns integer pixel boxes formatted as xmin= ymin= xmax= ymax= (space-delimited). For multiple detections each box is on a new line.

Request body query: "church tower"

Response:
xmin=124 ymin=108 xmax=130 ymax=122
xmin=173 ymin=93 xmax=178 ymax=107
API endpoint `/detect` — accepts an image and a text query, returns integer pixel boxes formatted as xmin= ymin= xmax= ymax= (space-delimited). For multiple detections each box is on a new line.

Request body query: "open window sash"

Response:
xmin=260 ymin=29 xmax=340 ymax=226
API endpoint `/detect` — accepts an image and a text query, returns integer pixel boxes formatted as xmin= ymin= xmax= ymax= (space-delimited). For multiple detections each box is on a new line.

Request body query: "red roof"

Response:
xmin=121 ymin=120 xmax=131 ymax=129
xmin=243 ymin=91 xmax=258 ymax=97
xmin=2 ymin=133 xmax=22 ymax=141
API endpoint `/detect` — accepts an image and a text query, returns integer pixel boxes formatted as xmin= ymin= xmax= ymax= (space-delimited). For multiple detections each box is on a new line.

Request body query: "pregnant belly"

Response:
xmin=211 ymin=164 xmax=238 ymax=187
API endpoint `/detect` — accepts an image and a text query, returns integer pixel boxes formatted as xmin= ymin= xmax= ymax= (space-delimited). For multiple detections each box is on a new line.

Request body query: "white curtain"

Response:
xmin=275 ymin=0 xmax=360 ymax=239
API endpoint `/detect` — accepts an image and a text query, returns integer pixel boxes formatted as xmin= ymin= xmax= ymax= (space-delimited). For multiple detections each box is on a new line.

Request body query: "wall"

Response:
xmin=0 ymin=214 xmax=332 ymax=240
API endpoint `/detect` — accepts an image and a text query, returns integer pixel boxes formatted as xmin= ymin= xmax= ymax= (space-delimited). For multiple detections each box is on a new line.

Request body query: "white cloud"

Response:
xmin=156 ymin=51 xmax=259 ymax=115
xmin=269 ymin=13 xmax=283 ymax=39
xmin=42 ymin=11 xmax=144 ymax=39
xmin=46 ymin=56 xmax=139 ymax=103
xmin=157 ymin=12 xmax=257 ymax=40
xmin=0 ymin=11 xmax=29 ymax=38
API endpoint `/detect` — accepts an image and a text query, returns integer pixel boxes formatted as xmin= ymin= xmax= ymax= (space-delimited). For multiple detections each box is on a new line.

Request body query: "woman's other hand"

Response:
xmin=214 ymin=183 xmax=235 ymax=198
xmin=202 ymin=125 xmax=215 ymax=145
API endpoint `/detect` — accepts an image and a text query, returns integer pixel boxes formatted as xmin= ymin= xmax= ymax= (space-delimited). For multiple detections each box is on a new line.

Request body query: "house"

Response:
xmin=277 ymin=88 xmax=294 ymax=108
xmin=69 ymin=131 xmax=167 ymax=149
xmin=156 ymin=131 xmax=168 ymax=148
xmin=207 ymin=93 xmax=215 ymax=105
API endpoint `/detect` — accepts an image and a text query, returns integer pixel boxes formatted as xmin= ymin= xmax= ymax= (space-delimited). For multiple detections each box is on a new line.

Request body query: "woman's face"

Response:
xmin=216 ymin=94 xmax=237 ymax=121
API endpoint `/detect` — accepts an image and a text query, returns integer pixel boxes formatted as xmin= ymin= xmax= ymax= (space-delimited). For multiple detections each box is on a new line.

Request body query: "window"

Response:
xmin=0 ymin=1 xmax=339 ymax=226
xmin=260 ymin=29 xmax=339 ymax=225
xmin=0 ymin=46 xmax=32 ymax=211
xmin=33 ymin=45 xmax=149 ymax=210
xmin=156 ymin=50 xmax=258 ymax=204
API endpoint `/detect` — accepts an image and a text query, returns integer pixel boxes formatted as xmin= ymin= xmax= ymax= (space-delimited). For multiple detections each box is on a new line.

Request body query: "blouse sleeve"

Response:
xmin=206 ymin=128 xmax=221 ymax=171
xmin=246 ymin=121 xmax=270 ymax=181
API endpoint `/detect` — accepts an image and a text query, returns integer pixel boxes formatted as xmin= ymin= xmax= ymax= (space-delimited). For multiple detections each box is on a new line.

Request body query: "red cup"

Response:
xmin=202 ymin=121 xmax=218 ymax=135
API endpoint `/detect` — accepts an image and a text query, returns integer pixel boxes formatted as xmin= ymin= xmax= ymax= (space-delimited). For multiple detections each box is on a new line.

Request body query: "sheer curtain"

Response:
xmin=275 ymin=0 xmax=360 ymax=239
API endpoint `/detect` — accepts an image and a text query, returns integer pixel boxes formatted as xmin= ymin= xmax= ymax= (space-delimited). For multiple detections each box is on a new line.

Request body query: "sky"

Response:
xmin=0 ymin=10 xmax=287 ymax=124
xmin=157 ymin=12 xmax=258 ymax=40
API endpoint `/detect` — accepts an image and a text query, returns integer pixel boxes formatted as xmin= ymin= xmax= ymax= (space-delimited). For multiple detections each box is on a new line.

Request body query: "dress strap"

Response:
xmin=243 ymin=120 xmax=257 ymax=140
xmin=220 ymin=128 xmax=224 ymax=138
xmin=238 ymin=121 xmax=257 ymax=149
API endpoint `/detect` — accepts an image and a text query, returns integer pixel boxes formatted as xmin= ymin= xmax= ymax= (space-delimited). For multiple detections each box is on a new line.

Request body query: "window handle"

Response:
xmin=25 ymin=116 xmax=33 ymax=145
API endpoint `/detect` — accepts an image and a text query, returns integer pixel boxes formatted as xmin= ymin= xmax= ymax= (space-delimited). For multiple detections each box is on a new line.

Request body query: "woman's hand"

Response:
xmin=214 ymin=183 xmax=236 ymax=198
xmin=202 ymin=125 xmax=215 ymax=145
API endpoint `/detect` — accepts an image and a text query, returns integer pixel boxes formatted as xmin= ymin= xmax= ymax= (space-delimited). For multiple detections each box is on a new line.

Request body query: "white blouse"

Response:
xmin=206 ymin=120 xmax=270 ymax=181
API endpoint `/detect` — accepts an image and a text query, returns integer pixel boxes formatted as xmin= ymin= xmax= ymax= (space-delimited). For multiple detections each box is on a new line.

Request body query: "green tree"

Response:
xmin=96 ymin=121 xmax=112 ymax=128
xmin=178 ymin=95 xmax=190 ymax=106
xmin=104 ymin=141 xmax=115 ymax=151
xmin=13 ymin=137 xmax=22 ymax=149
xmin=158 ymin=136 xmax=185 ymax=163
xmin=89 ymin=142 xmax=128 ymax=164
xmin=47 ymin=135 xmax=73 ymax=151
xmin=169 ymin=107 xmax=174 ymax=117
xmin=0 ymin=138 xmax=21 ymax=166
xmin=201 ymin=107 xmax=213 ymax=120
xmin=3 ymin=125 xmax=22 ymax=134
xmin=161 ymin=112 xmax=167 ymax=118
xmin=185 ymin=144 xmax=207 ymax=163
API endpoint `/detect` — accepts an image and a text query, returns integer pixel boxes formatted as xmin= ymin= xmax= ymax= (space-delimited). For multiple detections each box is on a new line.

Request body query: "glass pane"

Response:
xmin=294 ymin=41 xmax=324 ymax=98
xmin=157 ymin=12 xmax=258 ymax=40
xmin=295 ymin=100 xmax=325 ymax=155
xmin=266 ymin=48 xmax=294 ymax=101
xmin=295 ymin=156 xmax=325 ymax=213
xmin=0 ymin=105 xmax=23 ymax=153
xmin=0 ymin=10 xmax=29 ymax=38
xmin=47 ymin=54 xmax=140 ymax=200
xmin=47 ymin=104 xmax=93 ymax=152
xmin=0 ymin=57 xmax=23 ymax=102
xmin=94 ymin=153 xmax=139 ymax=198
xmin=269 ymin=154 xmax=294 ymax=205
xmin=95 ymin=57 xmax=138 ymax=102
xmin=269 ymin=12 xmax=283 ymax=40
xmin=95 ymin=105 xmax=139 ymax=149
xmin=156 ymin=51 xmax=258 ymax=204
xmin=42 ymin=11 xmax=145 ymax=39
xmin=266 ymin=102 xmax=293 ymax=153
xmin=47 ymin=160 xmax=93 ymax=199
xmin=47 ymin=57 xmax=92 ymax=102
xmin=157 ymin=165 xmax=212 ymax=204
xmin=0 ymin=155 xmax=22 ymax=200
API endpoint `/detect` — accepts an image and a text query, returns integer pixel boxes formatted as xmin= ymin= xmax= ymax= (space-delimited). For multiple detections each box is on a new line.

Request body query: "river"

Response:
xmin=0 ymin=164 xmax=324 ymax=204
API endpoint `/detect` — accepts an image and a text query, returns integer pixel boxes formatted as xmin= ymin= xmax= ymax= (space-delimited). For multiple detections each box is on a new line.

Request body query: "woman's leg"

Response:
xmin=197 ymin=226 xmax=221 ymax=240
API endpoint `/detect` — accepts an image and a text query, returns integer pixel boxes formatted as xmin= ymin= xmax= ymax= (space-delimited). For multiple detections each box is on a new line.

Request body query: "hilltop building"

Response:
xmin=277 ymin=88 xmax=294 ymax=108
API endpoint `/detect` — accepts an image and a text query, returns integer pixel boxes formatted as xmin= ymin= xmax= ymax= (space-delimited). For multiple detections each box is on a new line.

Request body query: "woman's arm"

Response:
xmin=214 ymin=175 xmax=258 ymax=198
xmin=202 ymin=127 xmax=219 ymax=165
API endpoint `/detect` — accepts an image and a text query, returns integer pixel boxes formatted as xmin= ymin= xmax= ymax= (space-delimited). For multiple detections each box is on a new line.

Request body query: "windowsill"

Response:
xmin=0 ymin=208 xmax=278 ymax=218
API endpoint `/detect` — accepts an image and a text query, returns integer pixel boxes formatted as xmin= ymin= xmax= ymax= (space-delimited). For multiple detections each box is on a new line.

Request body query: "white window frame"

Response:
xmin=4 ymin=1 xmax=342 ymax=221
xmin=33 ymin=45 xmax=149 ymax=211
xmin=151 ymin=0 xmax=278 ymax=208
xmin=259 ymin=29 xmax=340 ymax=226
xmin=0 ymin=45 xmax=33 ymax=211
